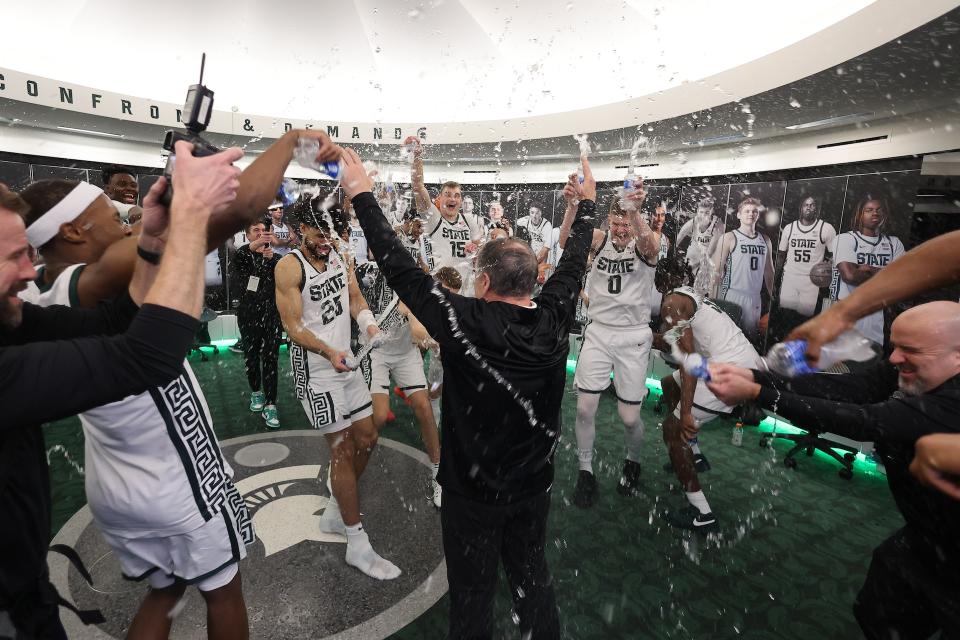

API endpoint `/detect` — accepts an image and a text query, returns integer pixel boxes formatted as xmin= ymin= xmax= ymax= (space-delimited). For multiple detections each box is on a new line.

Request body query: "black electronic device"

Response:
xmin=160 ymin=53 xmax=224 ymax=205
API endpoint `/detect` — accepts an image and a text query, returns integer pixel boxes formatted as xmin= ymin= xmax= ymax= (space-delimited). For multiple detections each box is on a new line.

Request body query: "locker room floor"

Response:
xmin=45 ymin=346 xmax=901 ymax=639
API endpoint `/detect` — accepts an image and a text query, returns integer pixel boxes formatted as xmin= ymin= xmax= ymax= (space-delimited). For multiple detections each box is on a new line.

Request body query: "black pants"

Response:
xmin=441 ymin=490 xmax=560 ymax=640
xmin=854 ymin=528 xmax=960 ymax=640
xmin=238 ymin=303 xmax=281 ymax=404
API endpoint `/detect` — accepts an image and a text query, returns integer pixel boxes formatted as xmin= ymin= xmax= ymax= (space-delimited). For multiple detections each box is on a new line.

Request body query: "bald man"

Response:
xmin=706 ymin=301 xmax=960 ymax=640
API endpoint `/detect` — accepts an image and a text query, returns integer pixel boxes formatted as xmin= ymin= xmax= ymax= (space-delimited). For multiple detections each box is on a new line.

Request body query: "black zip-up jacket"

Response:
xmin=232 ymin=244 xmax=282 ymax=313
xmin=353 ymin=191 xmax=594 ymax=504
xmin=0 ymin=294 xmax=198 ymax=628
xmin=752 ymin=362 xmax=960 ymax=573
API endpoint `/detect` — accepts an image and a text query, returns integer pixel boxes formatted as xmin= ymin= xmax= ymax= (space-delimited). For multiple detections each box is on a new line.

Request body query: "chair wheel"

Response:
xmin=212 ymin=346 xmax=220 ymax=354
xmin=843 ymin=453 xmax=856 ymax=462
xmin=784 ymin=457 xmax=798 ymax=470
xmin=838 ymin=468 xmax=853 ymax=480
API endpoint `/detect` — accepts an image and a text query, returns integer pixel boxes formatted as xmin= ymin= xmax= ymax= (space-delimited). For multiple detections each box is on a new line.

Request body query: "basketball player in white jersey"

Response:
xmin=648 ymin=203 xmax=671 ymax=325
xmin=676 ymin=195 xmax=724 ymax=291
xmin=407 ymin=136 xmax=484 ymax=285
xmin=558 ymin=175 xmax=662 ymax=507
xmin=485 ymin=200 xmax=513 ymax=238
xmin=274 ymin=205 xmax=402 ymax=581
xmin=355 ymin=259 xmax=442 ymax=507
xmin=653 ymin=257 xmax=765 ymax=531
xmin=19 ymin=152 xmax=254 ymax=639
xmin=516 ymin=201 xmax=553 ymax=264
xmin=830 ymin=195 xmax=905 ymax=346
xmin=347 ymin=202 xmax=370 ymax=265
xmin=712 ymin=197 xmax=775 ymax=343
xmin=268 ymin=202 xmax=297 ymax=256
xmin=777 ymin=195 xmax=837 ymax=318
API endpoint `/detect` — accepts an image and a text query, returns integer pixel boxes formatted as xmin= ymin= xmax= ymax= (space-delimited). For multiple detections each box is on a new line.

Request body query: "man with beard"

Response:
xmin=274 ymin=204 xmax=400 ymax=580
xmin=0 ymin=143 xmax=241 ymax=638
xmin=707 ymin=301 xmax=960 ymax=640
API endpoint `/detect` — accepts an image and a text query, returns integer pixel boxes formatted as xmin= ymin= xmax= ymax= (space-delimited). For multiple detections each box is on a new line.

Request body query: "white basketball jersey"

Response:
xmin=22 ymin=265 xmax=244 ymax=540
xmin=670 ymin=286 xmax=764 ymax=368
xmin=349 ymin=222 xmax=369 ymax=265
xmin=778 ymin=220 xmax=837 ymax=316
xmin=271 ymin=222 xmax=293 ymax=256
xmin=289 ymin=248 xmax=353 ymax=394
xmin=19 ymin=264 xmax=84 ymax=306
xmin=585 ymin=233 xmax=657 ymax=326
xmin=830 ymin=232 xmax=904 ymax=344
xmin=516 ymin=216 xmax=553 ymax=256
xmin=686 ymin=217 xmax=722 ymax=264
xmin=720 ymin=229 xmax=767 ymax=298
xmin=425 ymin=205 xmax=482 ymax=283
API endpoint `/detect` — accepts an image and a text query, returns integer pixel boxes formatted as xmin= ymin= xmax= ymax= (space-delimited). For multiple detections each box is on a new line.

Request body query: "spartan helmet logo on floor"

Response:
xmin=237 ymin=465 xmax=346 ymax=557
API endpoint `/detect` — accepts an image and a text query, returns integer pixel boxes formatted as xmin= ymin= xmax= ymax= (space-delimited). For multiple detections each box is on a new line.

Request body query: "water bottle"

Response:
xmin=277 ymin=178 xmax=300 ymax=206
xmin=399 ymin=140 xmax=417 ymax=162
xmin=619 ymin=170 xmax=641 ymax=211
xmin=342 ymin=355 xmax=360 ymax=370
xmin=765 ymin=330 xmax=874 ymax=377
xmin=681 ymin=353 xmax=712 ymax=381
xmin=427 ymin=347 xmax=443 ymax=392
xmin=294 ymin=137 xmax=341 ymax=179
xmin=731 ymin=422 xmax=744 ymax=446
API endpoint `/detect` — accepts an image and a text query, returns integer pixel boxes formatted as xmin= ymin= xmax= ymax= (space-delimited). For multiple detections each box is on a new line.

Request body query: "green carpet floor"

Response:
xmin=44 ymin=347 xmax=902 ymax=639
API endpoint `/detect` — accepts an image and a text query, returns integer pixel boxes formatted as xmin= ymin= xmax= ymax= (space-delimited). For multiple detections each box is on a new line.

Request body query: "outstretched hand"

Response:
xmin=340 ymin=149 xmax=375 ymax=201
xmin=786 ymin=307 xmax=853 ymax=368
xmin=171 ymin=141 xmax=244 ymax=217
xmin=576 ymin=156 xmax=596 ymax=202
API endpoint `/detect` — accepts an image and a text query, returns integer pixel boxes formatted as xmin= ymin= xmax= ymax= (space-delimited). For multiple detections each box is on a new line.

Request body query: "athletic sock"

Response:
xmin=345 ymin=523 xmax=402 ymax=580
xmin=685 ymin=490 xmax=712 ymax=515
xmin=577 ymin=449 xmax=594 ymax=473
xmin=319 ymin=495 xmax=346 ymax=535
xmin=619 ymin=402 xmax=645 ymax=463
xmin=688 ymin=438 xmax=702 ymax=456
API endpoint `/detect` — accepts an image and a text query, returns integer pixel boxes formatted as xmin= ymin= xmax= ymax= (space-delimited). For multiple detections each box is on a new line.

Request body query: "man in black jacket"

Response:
xmin=233 ymin=218 xmax=284 ymax=428
xmin=340 ymin=149 xmax=596 ymax=640
xmin=0 ymin=142 xmax=241 ymax=638
xmin=707 ymin=300 xmax=960 ymax=640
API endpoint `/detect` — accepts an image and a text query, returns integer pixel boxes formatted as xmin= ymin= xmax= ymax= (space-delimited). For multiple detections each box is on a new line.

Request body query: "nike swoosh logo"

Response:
xmin=693 ymin=516 xmax=716 ymax=527
xmin=309 ymin=274 xmax=321 ymax=281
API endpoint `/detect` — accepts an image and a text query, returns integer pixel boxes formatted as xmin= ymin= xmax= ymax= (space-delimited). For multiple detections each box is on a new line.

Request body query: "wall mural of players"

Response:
xmin=641 ymin=184 xmax=680 ymax=324
xmin=711 ymin=181 xmax=785 ymax=348
xmin=516 ymin=197 xmax=554 ymax=264
xmin=676 ymin=184 xmax=730 ymax=295
xmin=829 ymin=171 xmax=918 ymax=349
xmin=767 ymin=176 xmax=845 ymax=344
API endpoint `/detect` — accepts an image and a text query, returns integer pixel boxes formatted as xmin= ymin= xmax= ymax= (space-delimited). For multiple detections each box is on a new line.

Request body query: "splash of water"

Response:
xmin=46 ymin=445 xmax=84 ymax=476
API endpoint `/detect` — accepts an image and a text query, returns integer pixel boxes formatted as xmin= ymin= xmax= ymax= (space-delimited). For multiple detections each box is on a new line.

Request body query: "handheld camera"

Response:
xmin=160 ymin=54 xmax=223 ymax=206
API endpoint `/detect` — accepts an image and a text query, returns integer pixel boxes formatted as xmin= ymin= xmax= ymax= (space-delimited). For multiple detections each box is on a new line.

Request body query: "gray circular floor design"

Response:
xmin=233 ymin=441 xmax=291 ymax=467
xmin=50 ymin=432 xmax=447 ymax=639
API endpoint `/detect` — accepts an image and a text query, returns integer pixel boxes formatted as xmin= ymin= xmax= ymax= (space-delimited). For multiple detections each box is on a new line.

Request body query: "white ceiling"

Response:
xmin=0 ymin=0 xmax=913 ymax=126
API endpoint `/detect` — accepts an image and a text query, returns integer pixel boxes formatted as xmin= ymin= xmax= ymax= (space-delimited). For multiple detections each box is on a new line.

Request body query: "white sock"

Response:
xmin=619 ymin=401 xmax=644 ymax=463
xmin=685 ymin=490 xmax=711 ymax=515
xmin=319 ymin=495 xmax=346 ymax=535
xmin=575 ymin=393 xmax=600 ymax=473
xmin=688 ymin=438 xmax=702 ymax=456
xmin=345 ymin=523 xmax=401 ymax=580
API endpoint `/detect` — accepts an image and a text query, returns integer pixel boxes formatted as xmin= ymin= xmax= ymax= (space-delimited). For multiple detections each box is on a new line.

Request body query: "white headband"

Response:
xmin=26 ymin=182 xmax=104 ymax=248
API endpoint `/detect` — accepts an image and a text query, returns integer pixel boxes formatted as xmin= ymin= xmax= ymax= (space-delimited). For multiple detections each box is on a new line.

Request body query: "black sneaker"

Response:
xmin=616 ymin=460 xmax=642 ymax=496
xmin=665 ymin=504 xmax=718 ymax=532
xmin=572 ymin=470 xmax=598 ymax=508
xmin=663 ymin=453 xmax=712 ymax=474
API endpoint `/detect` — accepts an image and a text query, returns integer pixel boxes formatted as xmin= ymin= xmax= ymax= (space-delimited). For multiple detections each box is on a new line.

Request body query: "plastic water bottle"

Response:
xmin=764 ymin=330 xmax=875 ymax=377
xmin=294 ymin=137 xmax=341 ymax=179
xmin=681 ymin=353 xmax=712 ymax=381
xmin=277 ymin=178 xmax=300 ymax=206
xmin=731 ymin=422 xmax=744 ymax=446
xmin=619 ymin=170 xmax=641 ymax=211
xmin=427 ymin=348 xmax=443 ymax=392
xmin=342 ymin=355 xmax=360 ymax=370
xmin=399 ymin=140 xmax=417 ymax=162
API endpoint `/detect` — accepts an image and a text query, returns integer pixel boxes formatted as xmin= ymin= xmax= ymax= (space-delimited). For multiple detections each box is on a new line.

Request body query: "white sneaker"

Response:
xmin=432 ymin=479 xmax=442 ymax=509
